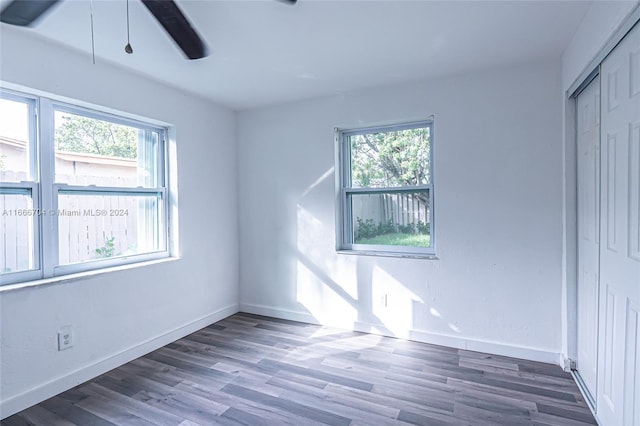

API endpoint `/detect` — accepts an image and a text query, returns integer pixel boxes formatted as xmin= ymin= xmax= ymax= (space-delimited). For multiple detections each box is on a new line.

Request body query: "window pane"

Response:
xmin=351 ymin=191 xmax=431 ymax=248
xmin=0 ymin=97 xmax=32 ymax=182
xmin=0 ymin=190 xmax=36 ymax=273
xmin=57 ymin=192 xmax=164 ymax=265
xmin=54 ymin=110 xmax=160 ymax=187
xmin=349 ymin=126 xmax=431 ymax=188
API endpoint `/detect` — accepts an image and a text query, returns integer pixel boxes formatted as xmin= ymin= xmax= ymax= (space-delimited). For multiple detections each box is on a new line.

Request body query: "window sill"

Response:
xmin=336 ymin=250 xmax=438 ymax=260
xmin=0 ymin=257 xmax=179 ymax=293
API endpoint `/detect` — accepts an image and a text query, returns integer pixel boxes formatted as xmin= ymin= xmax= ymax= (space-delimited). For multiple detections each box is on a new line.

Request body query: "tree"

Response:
xmin=55 ymin=114 xmax=137 ymax=159
xmin=349 ymin=128 xmax=431 ymax=239
xmin=350 ymin=127 xmax=430 ymax=188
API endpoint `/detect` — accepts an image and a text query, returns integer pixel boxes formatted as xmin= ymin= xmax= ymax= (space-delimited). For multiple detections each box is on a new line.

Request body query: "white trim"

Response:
xmin=166 ymin=126 xmax=179 ymax=258
xmin=334 ymin=130 xmax=343 ymax=252
xmin=239 ymin=303 xmax=322 ymax=325
xmin=38 ymin=97 xmax=56 ymax=279
xmin=53 ymin=251 xmax=169 ymax=277
xmin=567 ymin=4 xmax=640 ymax=97
xmin=335 ymin=119 xmax=435 ymax=256
xmin=239 ymin=303 xmax=561 ymax=365
xmin=345 ymin=185 xmax=432 ymax=194
xmin=563 ymin=3 xmax=640 ymax=382
xmin=563 ymin=86 xmax=580 ymax=364
xmin=0 ymin=303 xmax=239 ymax=419
xmin=336 ymin=249 xmax=438 ymax=260
xmin=336 ymin=117 xmax=435 ymax=135
xmin=570 ymin=368 xmax=600 ymax=424
xmin=0 ymin=257 xmax=178 ymax=293
xmin=1 ymin=88 xmax=173 ymax=287
xmin=407 ymin=329 xmax=561 ymax=366
xmin=52 ymin=101 xmax=162 ymax=134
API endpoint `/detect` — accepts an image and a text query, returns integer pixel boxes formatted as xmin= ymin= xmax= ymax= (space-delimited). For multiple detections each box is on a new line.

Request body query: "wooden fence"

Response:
xmin=353 ymin=192 xmax=430 ymax=232
xmin=57 ymin=193 xmax=140 ymax=265
xmin=1 ymin=172 xmax=144 ymax=272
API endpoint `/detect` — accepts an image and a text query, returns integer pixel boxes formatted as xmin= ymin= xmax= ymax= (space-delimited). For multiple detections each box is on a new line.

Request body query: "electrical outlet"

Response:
xmin=380 ymin=294 xmax=388 ymax=307
xmin=58 ymin=325 xmax=73 ymax=351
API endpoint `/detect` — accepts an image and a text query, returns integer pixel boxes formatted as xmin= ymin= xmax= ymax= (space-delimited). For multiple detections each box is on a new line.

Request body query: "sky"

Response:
xmin=0 ymin=97 xmax=29 ymax=142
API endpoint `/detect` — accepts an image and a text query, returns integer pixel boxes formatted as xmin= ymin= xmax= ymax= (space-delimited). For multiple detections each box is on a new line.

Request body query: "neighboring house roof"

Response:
xmin=1 ymin=135 xmax=136 ymax=167
xmin=0 ymin=135 xmax=26 ymax=150
xmin=55 ymin=151 xmax=136 ymax=167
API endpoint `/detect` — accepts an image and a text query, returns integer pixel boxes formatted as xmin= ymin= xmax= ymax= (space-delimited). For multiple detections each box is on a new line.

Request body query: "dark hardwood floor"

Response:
xmin=2 ymin=313 xmax=596 ymax=425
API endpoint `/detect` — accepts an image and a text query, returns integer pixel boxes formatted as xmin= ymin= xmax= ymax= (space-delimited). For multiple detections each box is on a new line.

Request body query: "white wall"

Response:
xmin=560 ymin=0 xmax=639 ymax=362
xmin=237 ymin=61 xmax=564 ymax=363
xmin=0 ymin=28 xmax=239 ymax=418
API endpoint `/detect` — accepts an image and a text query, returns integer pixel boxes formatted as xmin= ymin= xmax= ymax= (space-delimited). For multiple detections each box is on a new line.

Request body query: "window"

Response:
xmin=335 ymin=119 xmax=435 ymax=256
xmin=1 ymin=89 xmax=171 ymax=285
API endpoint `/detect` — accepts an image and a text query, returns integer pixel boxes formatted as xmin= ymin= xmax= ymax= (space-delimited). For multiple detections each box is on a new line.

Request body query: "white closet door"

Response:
xmin=597 ymin=22 xmax=640 ymax=426
xmin=577 ymin=76 xmax=601 ymax=403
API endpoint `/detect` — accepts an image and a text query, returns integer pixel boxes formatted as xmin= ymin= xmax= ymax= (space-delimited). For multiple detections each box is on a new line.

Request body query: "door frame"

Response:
xmin=573 ymin=74 xmax=601 ymax=410
xmin=563 ymin=2 xmax=640 ymax=414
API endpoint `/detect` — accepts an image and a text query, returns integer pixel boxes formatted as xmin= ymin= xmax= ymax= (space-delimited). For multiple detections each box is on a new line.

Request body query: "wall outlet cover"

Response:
xmin=58 ymin=325 xmax=74 ymax=351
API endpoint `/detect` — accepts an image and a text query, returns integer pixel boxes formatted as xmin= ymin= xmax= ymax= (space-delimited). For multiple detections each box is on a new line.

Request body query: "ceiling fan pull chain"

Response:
xmin=89 ymin=0 xmax=95 ymax=64
xmin=125 ymin=0 xmax=133 ymax=54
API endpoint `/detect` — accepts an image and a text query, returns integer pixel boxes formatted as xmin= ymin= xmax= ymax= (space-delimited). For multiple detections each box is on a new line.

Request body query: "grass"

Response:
xmin=355 ymin=233 xmax=430 ymax=247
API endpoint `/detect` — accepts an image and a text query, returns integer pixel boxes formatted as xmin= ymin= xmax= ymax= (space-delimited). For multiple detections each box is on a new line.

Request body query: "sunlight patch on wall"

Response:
xmin=372 ymin=265 xmax=423 ymax=338
xmin=296 ymin=260 xmax=356 ymax=328
xmin=296 ymin=204 xmax=358 ymax=300
xmin=301 ymin=167 xmax=334 ymax=198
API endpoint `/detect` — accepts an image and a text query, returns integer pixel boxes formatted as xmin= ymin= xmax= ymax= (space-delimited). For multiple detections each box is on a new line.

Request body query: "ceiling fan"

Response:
xmin=0 ymin=0 xmax=297 ymax=60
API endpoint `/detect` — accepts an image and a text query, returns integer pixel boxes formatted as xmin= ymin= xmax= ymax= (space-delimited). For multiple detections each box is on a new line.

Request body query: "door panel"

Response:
xmin=597 ymin=22 xmax=640 ymax=426
xmin=631 ymin=122 xmax=640 ymax=262
xmin=624 ymin=300 xmax=640 ymax=425
xmin=576 ymin=76 xmax=601 ymax=402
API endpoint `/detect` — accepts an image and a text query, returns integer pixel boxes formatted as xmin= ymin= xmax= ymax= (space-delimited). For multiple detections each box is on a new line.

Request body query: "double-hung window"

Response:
xmin=336 ymin=119 xmax=435 ymax=257
xmin=0 ymin=92 xmax=39 ymax=281
xmin=1 ymin=89 xmax=170 ymax=285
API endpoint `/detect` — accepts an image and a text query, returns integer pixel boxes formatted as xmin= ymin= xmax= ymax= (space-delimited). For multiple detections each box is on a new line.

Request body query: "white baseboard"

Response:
xmin=408 ymin=329 xmax=561 ymax=365
xmin=4 ymin=302 xmax=562 ymax=419
xmin=240 ymin=303 xmax=561 ymax=365
xmin=0 ymin=303 xmax=239 ymax=420
xmin=239 ymin=303 xmax=321 ymax=325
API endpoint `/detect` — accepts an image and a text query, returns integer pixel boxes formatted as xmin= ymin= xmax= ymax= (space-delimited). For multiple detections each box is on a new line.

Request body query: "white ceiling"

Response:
xmin=1 ymin=0 xmax=592 ymax=110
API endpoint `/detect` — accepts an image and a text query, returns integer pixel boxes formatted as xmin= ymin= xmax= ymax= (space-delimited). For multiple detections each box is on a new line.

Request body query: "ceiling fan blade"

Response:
xmin=277 ymin=0 xmax=297 ymax=4
xmin=140 ymin=0 xmax=207 ymax=60
xmin=0 ymin=0 xmax=60 ymax=26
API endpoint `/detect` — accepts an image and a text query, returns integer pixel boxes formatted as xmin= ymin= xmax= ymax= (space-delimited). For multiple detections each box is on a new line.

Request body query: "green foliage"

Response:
xmin=355 ymin=217 xmax=378 ymax=239
xmin=0 ymin=153 xmax=6 ymax=170
xmin=95 ymin=237 xmax=119 ymax=258
xmin=377 ymin=220 xmax=396 ymax=235
xmin=397 ymin=223 xmax=415 ymax=234
xmin=416 ymin=220 xmax=430 ymax=235
xmin=350 ymin=127 xmax=432 ymax=245
xmin=350 ymin=127 xmax=430 ymax=189
xmin=355 ymin=216 xmax=430 ymax=245
xmin=356 ymin=233 xmax=430 ymax=248
xmin=56 ymin=113 xmax=137 ymax=159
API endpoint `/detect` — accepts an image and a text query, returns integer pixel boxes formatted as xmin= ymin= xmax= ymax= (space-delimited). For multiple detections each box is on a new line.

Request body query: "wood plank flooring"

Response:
xmin=2 ymin=313 xmax=596 ymax=425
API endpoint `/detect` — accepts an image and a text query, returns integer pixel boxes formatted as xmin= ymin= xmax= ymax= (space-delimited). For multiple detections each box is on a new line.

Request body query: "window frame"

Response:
xmin=335 ymin=118 xmax=436 ymax=258
xmin=1 ymin=88 xmax=172 ymax=286
xmin=0 ymin=91 xmax=41 ymax=282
